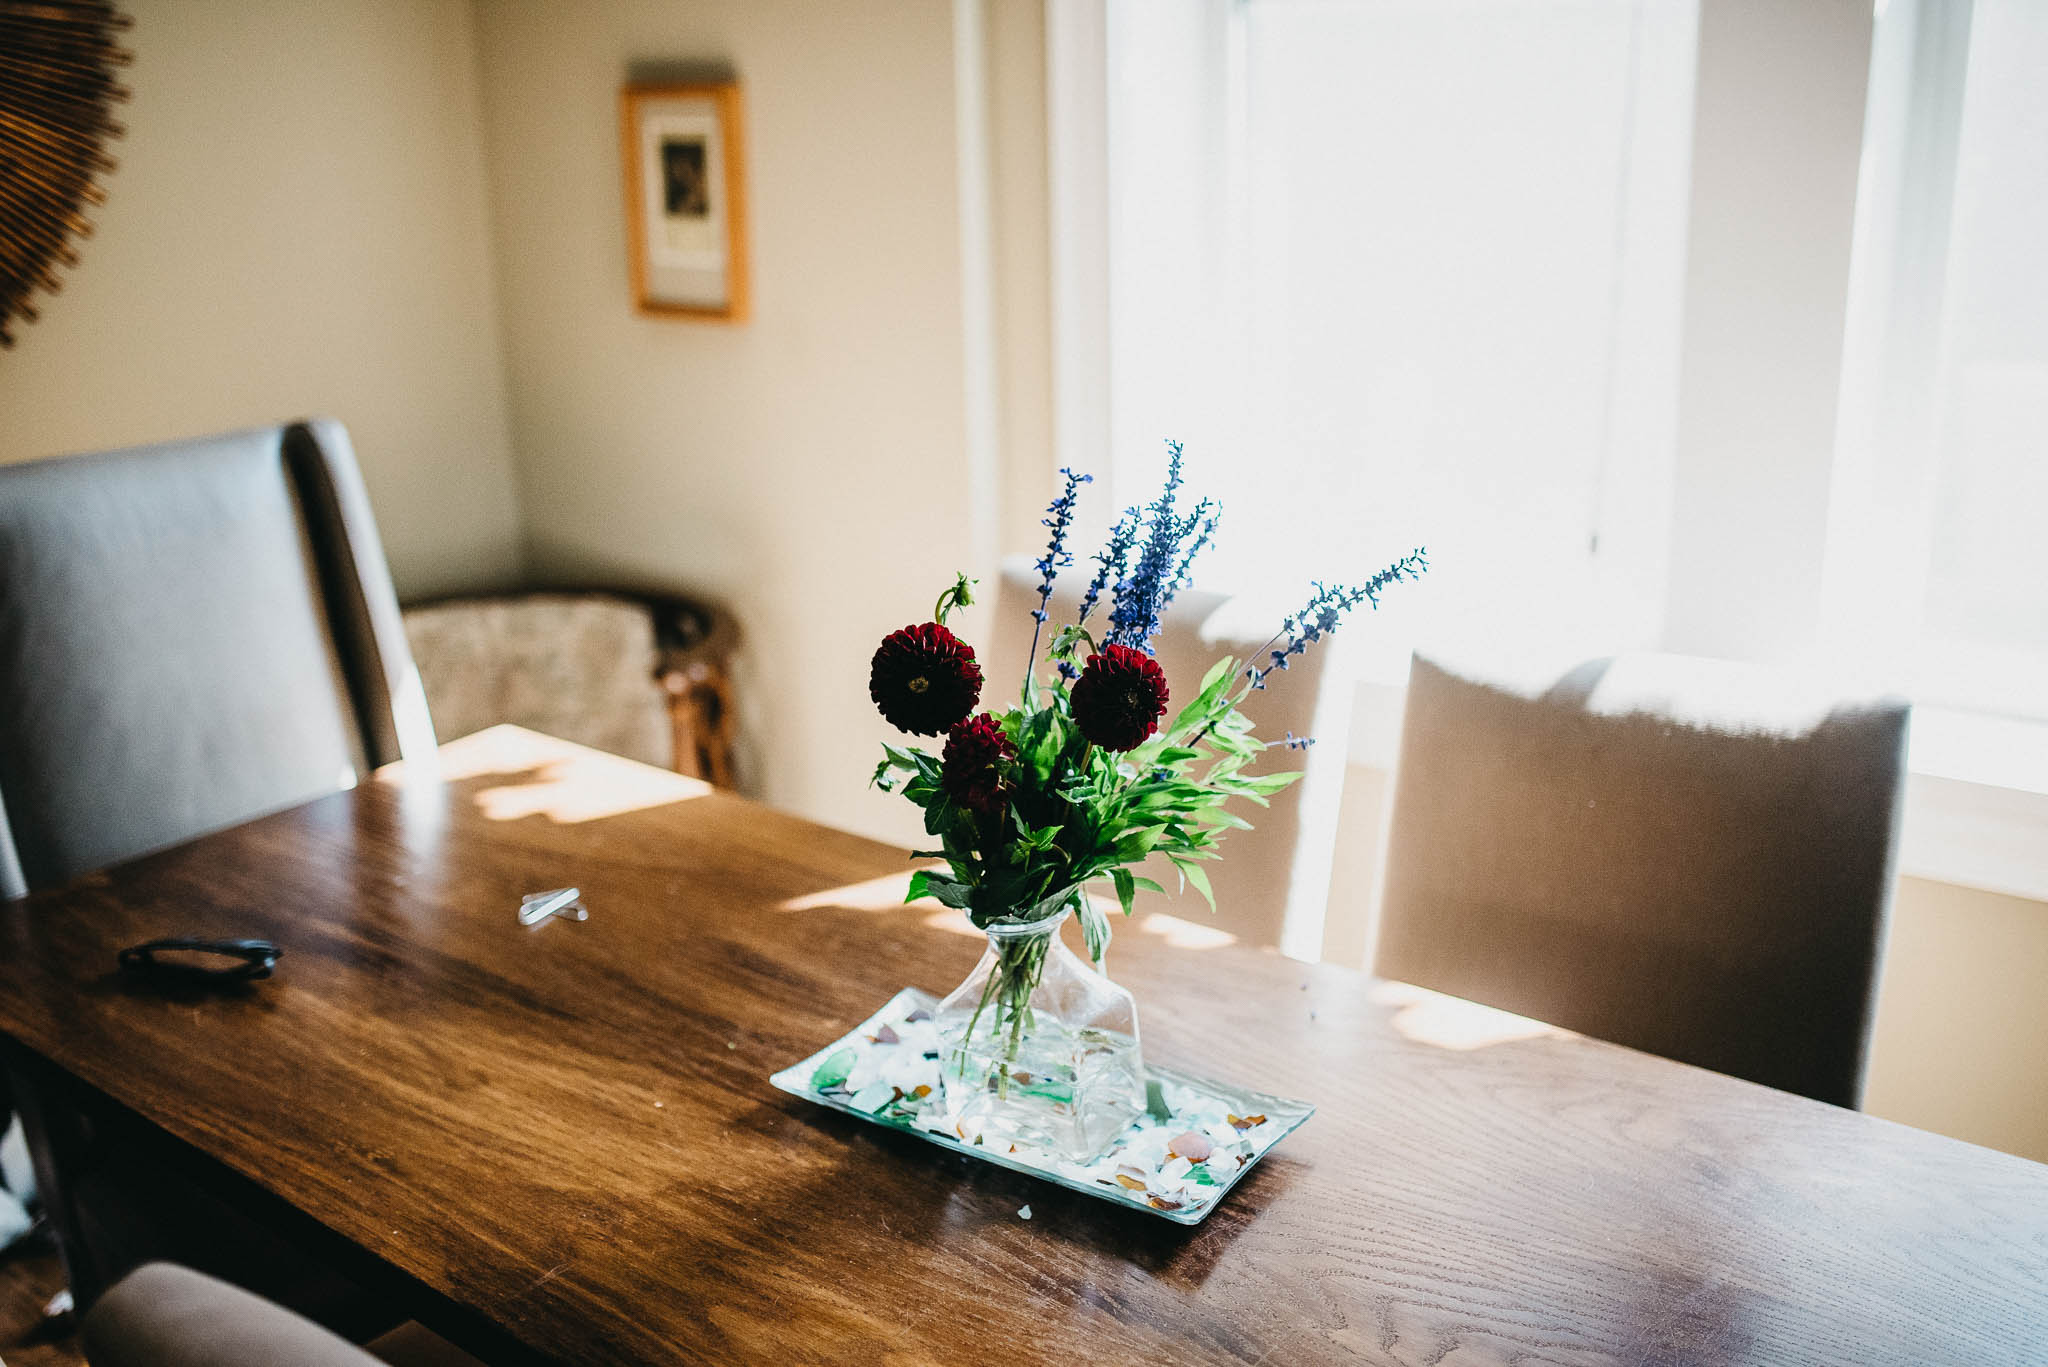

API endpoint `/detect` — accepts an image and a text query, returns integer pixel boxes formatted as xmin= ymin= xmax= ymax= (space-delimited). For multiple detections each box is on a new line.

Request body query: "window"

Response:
xmin=1097 ymin=0 xmax=1699 ymax=671
xmin=1058 ymin=0 xmax=2048 ymax=730
xmin=1826 ymin=0 xmax=2048 ymax=722
xmin=1049 ymin=0 xmax=2048 ymax=904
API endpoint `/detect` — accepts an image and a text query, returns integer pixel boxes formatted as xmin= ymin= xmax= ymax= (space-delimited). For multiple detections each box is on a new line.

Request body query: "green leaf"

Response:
xmin=1050 ymin=623 xmax=1096 ymax=661
xmin=1196 ymin=808 xmax=1253 ymax=832
xmin=1176 ymin=858 xmax=1216 ymax=910
xmin=1077 ymin=895 xmax=1111 ymax=965
xmin=882 ymin=743 xmax=937 ymax=776
xmin=1197 ymin=653 xmax=1237 ymax=695
xmin=921 ymin=875 xmax=975 ymax=909
xmin=1112 ymin=827 xmax=1164 ymax=862
xmin=1111 ymin=867 xmax=1136 ymax=919
xmin=1166 ymin=655 xmax=1239 ymax=738
xmin=905 ymin=869 xmax=933 ymax=903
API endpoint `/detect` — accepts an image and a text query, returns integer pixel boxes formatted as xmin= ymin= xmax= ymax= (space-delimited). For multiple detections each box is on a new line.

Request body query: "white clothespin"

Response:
xmin=519 ymin=887 xmax=588 ymax=926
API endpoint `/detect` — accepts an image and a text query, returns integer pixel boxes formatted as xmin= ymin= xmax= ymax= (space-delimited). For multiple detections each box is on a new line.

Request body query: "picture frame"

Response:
xmin=620 ymin=81 xmax=748 ymax=321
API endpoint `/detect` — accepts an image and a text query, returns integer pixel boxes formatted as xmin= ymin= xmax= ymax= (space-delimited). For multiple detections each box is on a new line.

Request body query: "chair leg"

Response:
xmin=662 ymin=660 xmax=737 ymax=786
xmin=2 ymin=1041 xmax=106 ymax=1310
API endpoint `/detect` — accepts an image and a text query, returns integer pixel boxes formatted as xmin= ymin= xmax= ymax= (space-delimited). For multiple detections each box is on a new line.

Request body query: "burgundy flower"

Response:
xmin=869 ymin=622 xmax=983 ymax=735
xmin=1070 ymin=643 xmax=1170 ymax=751
xmin=942 ymin=713 xmax=1015 ymax=813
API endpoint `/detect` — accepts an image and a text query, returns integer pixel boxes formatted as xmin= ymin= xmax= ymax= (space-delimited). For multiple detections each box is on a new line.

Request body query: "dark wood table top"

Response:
xmin=3 ymin=726 xmax=2045 ymax=1366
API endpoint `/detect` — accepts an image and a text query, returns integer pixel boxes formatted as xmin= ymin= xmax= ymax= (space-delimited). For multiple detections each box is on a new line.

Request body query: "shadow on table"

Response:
xmin=732 ymin=1093 xmax=1299 ymax=1291
xmin=87 ymin=970 xmax=275 ymax=1007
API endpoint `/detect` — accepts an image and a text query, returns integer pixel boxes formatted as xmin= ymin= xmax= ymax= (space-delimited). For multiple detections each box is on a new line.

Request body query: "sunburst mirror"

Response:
xmin=0 ymin=0 xmax=130 ymax=348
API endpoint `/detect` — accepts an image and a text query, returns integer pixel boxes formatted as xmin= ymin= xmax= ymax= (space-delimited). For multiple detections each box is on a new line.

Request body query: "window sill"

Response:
xmin=1899 ymin=709 xmax=2048 ymax=903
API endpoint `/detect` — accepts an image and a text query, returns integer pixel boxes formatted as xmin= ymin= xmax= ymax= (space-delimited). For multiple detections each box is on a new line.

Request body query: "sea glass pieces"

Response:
xmin=769 ymin=986 xmax=1315 ymax=1224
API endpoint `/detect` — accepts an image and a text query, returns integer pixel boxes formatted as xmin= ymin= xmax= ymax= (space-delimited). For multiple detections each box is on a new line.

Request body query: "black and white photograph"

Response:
xmin=661 ymin=135 xmax=708 ymax=218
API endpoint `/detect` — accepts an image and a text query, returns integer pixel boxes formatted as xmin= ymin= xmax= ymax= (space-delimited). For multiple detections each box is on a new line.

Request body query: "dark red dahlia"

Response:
xmin=1070 ymin=643 xmax=1170 ymax=751
xmin=942 ymin=712 xmax=1015 ymax=813
xmin=869 ymin=622 xmax=983 ymax=735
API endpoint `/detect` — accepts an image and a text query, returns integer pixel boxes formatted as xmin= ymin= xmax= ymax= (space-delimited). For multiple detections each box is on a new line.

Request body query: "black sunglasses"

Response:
xmin=118 ymin=938 xmax=282 ymax=984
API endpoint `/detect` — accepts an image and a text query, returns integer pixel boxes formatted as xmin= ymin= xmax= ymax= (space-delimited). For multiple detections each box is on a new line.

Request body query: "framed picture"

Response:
xmin=621 ymin=82 xmax=748 ymax=321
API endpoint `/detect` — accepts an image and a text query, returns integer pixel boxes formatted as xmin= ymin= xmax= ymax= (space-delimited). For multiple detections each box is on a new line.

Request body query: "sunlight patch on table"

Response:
xmin=921 ymin=908 xmax=993 ymax=938
xmin=377 ymin=725 xmax=712 ymax=823
xmin=1371 ymin=980 xmax=1570 ymax=1051
xmin=778 ymin=871 xmax=919 ymax=913
xmin=472 ymin=760 xmax=709 ymax=823
xmin=1134 ymin=912 xmax=1236 ymax=951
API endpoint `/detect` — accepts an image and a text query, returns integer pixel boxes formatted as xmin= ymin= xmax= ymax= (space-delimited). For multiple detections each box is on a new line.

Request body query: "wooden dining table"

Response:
xmin=2 ymin=725 xmax=2045 ymax=1366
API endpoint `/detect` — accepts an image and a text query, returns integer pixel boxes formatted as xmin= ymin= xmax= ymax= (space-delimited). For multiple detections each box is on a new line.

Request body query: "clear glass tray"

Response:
xmin=769 ymin=987 xmax=1314 ymax=1225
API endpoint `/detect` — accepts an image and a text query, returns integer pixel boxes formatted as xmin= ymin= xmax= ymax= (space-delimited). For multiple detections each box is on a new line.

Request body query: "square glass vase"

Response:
xmin=932 ymin=909 xmax=1145 ymax=1164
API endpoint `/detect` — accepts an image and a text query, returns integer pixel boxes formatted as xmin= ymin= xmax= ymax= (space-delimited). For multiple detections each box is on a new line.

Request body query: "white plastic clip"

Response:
xmin=519 ymin=887 xmax=588 ymax=926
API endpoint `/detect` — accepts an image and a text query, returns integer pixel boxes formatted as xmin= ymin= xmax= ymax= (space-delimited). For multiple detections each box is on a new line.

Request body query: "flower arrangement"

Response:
xmin=866 ymin=442 xmax=1423 ymax=1151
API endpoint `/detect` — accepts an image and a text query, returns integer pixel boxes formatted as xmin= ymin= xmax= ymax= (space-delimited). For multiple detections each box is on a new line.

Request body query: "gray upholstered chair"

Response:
xmin=83 ymin=1263 xmax=482 ymax=1367
xmin=1374 ymin=650 xmax=1910 ymax=1108
xmin=0 ymin=418 xmax=435 ymax=897
xmin=0 ymin=420 xmax=435 ymax=1321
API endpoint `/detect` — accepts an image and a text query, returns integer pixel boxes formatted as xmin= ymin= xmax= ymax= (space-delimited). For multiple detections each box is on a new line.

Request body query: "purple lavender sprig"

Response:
xmin=1105 ymin=440 xmax=1186 ymax=651
xmin=1078 ymin=505 xmax=1140 ymax=626
xmin=1161 ymin=498 xmax=1220 ymax=614
xmin=1108 ymin=439 xmax=1222 ymax=655
xmin=1179 ymin=547 xmax=1427 ymax=752
xmin=1025 ymin=467 xmax=1091 ymax=677
xmin=1246 ymin=548 xmax=1430 ymax=690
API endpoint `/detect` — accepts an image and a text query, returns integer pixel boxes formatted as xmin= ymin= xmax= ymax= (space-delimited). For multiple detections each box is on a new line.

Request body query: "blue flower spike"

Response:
xmin=1107 ymin=440 xmax=1225 ymax=656
xmin=1026 ymin=467 xmax=1092 ymax=673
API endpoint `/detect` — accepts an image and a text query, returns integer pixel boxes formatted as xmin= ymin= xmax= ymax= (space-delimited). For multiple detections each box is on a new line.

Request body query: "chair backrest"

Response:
xmin=984 ymin=557 xmax=1346 ymax=952
xmin=0 ymin=419 xmax=429 ymax=898
xmin=1375 ymin=650 xmax=1909 ymax=1107
xmin=402 ymin=592 xmax=671 ymax=768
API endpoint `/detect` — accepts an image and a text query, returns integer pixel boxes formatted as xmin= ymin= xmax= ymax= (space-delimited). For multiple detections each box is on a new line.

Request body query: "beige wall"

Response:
xmin=0 ymin=0 xmax=525 ymax=599
xmin=1864 ymin=877 xmax=2048 ymax=1164
xmin=1325 ymin=760 xmax=2048 ymax=1164
xmin=987 ymin=0 xmax=1057 ymax=556
xmin=471 ymin=0 xmax=981 ymax=837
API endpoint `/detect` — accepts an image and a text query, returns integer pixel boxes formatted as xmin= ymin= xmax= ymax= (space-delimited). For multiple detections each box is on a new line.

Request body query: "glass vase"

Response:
xmin=933 ymin=909 xmax=1145 ymax=1163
